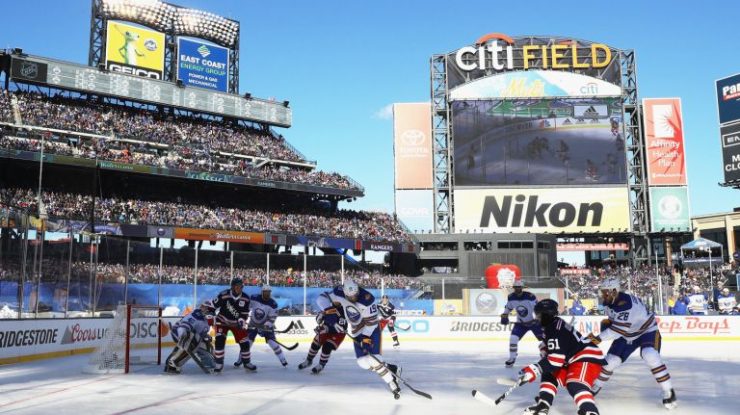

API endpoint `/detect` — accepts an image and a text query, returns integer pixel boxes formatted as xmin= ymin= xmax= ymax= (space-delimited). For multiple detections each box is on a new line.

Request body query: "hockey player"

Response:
xmin=206 ymin=277 xmax=251 ymax=372
xmin=718 ymin=288 xmax=738 ymax=315
xmin=240 ymin=284 xmax=287 ymax=370
xmin=327 ymin=278 xmax=403 ymax=398
xmin=589 ymin=278 xmax=677 ymax=409
xmin=517 ymin=299 xmax=605 ymax=415
xmin=501 ymin=280 xmax=544 ymax=367
xmin=378 ymin=295 xmax=400 ymax=347
xmin=687 ymin=286 xmax=709 ymax=315
xmin=298 ymin=304 xmax=347 ymax=374
xmin=164 ymin=303 xmax=216 ymax=374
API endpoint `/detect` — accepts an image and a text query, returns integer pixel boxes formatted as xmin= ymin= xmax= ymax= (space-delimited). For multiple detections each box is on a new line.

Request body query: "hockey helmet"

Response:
xmin=261 ymin=284 xmax=272 ymax=292
xmin=534 ymin=299 xmax=559 ymax=326
xmin=722 ymin=287 xmax=730 ymax=295
xmin=230 ymin=277 xmax=243 ymax=287
xmin=343 ymin=279 xmax=359 ymax=299
xmin=599 ymin=278 xmax=620 ymax=291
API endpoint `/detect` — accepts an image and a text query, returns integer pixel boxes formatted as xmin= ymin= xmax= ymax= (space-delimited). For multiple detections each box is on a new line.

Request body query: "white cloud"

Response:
xmin=373 ymin=103 xmax=394 ymax=120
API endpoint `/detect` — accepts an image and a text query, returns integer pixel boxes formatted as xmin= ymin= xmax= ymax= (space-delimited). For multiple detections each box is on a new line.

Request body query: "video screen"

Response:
xmin=452 ymin=98 xmax=627 ymax=186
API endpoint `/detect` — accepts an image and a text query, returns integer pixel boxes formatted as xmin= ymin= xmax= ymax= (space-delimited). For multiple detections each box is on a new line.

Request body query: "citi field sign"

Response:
xmin=454 ymin=33 xmax=613 ymax=72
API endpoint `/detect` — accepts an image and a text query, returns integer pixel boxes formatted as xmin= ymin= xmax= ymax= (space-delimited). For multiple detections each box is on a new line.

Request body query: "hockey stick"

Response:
xmin=233 ymin=332 xmax=299 ymax=366
xmin=366 ymin=353 xmax=432 ymax=400
xmin=274 ymin=321 xmax=296 ymax=334
xmin=273 ymin=338 xmax=299 ymax=351
xmin=394 ymin=322 xmax=411 ymax=331
xmin=472 ymin=378 xmax=525 ymax=407
xmin=346 ymin=330 xmax=432 ymax=400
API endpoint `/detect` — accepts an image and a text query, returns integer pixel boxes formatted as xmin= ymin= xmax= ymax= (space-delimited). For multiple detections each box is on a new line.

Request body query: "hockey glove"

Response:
xmin=585 ymin=333 xmax=602 ymax=345
xmin=358 ymin=336 xmax=374 ymax=354
xmin=264 ymin=321 xmax=274 ymax=331
xmin=518 ymin=363 xmax=542 ymax=384
xmin=538 ymin=341 xmax=548 ymax=358
xmin=237 ymin=318 xmax=247 ymax=329
xmin=334 ymin=318 xmax=347 ymax=333
xmin=501 ymin=314 xmax=510 ymax=325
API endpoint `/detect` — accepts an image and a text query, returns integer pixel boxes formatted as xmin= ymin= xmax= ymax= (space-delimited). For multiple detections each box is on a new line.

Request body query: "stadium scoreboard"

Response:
xmin=9 ymin=55 xmax=291 ymax=128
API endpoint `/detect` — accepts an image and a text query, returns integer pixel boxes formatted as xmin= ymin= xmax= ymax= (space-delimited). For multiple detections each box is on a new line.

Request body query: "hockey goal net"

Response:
xmin=83 ymin=305 xmax=162 ymax=374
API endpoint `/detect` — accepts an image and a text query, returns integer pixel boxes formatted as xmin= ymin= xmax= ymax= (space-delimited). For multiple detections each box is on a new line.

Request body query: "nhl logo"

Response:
xmin=20 ymin=62 xmax=38 ymax=79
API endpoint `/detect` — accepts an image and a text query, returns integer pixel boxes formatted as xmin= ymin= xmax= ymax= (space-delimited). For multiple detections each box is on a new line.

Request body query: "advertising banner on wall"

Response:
xmin=393 ymin=103 xmax=433 ymax=189
xmin=720 ymin=122 xmax=740 ymax=183
xmin=449 ymin=70 xmax=622 ymax=100
xmin=177 ymin=38 xmax=229 ymax=92
xmin=10 ymin=58 xmax=48 ymax=83
xmin=643 ymin=98 xmax=687 ymax=185
xmin=105 ymin=21 xmax=165 ymax=80
xmin=649 ymin=186 xmax=691 ymax=232
xmin=395 ymin=189 xmax=434 ymax=233
xmin=173 ymin=228 xmax=265 ymax=244
xmin=454 ymin=187 xmax=631 ymax=234
xmin=452 ymin=98 xmax=627 ymax=186
xmin=716 ymin=73 xmax=740 ymax=125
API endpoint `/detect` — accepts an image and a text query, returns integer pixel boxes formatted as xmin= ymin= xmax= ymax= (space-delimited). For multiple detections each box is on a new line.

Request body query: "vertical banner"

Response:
xmin=177 ymin=38 xmax=229 ymax=92
xmin=395 ymin=189 xmax=434 ymax=233
xmin=643 ymin=98 xmax=687 ymax=185
xmin=105 ymin=21 xmax=165 ymax=80
xmin=720 ymin=122 xmax=740 ymax=183
xmin=716 ymin=73 xmax=740 ymax=125
xmin=649 ymin=187 xmax=691 ymax=232
xmin=393 ymin=103 xmax=433 ymax=189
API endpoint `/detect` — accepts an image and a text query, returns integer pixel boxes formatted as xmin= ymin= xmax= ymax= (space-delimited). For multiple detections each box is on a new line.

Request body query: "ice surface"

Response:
xmin=0 ymin=339 xmax=737 ymax=414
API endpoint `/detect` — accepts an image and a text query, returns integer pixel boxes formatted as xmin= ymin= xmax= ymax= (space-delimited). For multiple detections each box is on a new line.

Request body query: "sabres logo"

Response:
xmin=345 ymin=306 xmax=361 ymax=322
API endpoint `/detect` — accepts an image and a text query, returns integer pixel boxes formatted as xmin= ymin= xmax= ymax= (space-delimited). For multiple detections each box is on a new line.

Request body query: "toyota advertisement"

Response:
xmin=393 ymin=103 xmax=433 ymax=189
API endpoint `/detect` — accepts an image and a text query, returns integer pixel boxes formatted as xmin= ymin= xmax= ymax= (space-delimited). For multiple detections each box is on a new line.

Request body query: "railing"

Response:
xmin=0 ymin=206 xmax=425 ymax=319
xmin=0 ymin=124 xmax=362 ymax=194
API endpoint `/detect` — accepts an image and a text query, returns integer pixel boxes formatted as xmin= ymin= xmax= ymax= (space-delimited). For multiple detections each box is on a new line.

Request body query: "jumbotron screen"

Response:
xmin=452 ymin=98 xmax=627 ymax=186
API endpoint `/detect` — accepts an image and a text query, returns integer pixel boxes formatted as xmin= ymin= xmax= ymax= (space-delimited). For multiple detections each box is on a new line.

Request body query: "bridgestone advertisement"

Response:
xmin=454 ymin=187 xmax=631 ymax=234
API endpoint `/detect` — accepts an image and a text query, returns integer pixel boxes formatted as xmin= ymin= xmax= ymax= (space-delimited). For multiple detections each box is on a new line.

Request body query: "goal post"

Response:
xmin=83 ymin=304 xmax=163 ymax=374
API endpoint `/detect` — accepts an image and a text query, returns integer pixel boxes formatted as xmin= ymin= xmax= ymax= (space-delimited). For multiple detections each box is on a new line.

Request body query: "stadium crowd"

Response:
xmin=559 ymin=262 xmax=738 ymax=305
xmin=1 ymin=260 xmax=422 ymax=289
xmin=0 ymin=187 xmax=413 ymax=243
xmin=0 ymin=91 xmax=302 ymax=161
xmin=0 ymin=92 xmax=359 ymax=191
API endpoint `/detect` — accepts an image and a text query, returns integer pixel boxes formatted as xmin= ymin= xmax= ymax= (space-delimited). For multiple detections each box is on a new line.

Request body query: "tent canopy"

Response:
xmin=680 ymin=237 xmax=722 ymax=251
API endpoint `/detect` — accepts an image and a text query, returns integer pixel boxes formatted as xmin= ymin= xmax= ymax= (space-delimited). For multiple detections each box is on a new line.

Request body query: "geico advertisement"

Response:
xmin=105 ymin=21 xmax=165 ymax=79
xmin=454 ymin=187 xmax=630 ymax=233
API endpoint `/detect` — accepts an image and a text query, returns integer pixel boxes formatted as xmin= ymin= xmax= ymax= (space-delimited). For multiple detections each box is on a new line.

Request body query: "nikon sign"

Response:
xmin=454 ymin=187 xmax=630 ymax=233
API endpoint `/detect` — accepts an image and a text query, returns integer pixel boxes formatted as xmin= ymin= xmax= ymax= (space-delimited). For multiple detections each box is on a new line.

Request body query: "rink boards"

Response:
xmin=1 ymin=315 xmax=738 ymax=364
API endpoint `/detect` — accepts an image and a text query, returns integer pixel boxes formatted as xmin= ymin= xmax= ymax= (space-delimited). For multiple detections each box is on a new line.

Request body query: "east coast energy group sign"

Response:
xmin=177 ymin=38 xmax=229 ymax=92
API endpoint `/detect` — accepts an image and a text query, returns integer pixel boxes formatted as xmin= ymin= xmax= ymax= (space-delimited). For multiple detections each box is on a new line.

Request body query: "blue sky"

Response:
xmin=1 ymin=0 xmax=738 ymax=217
